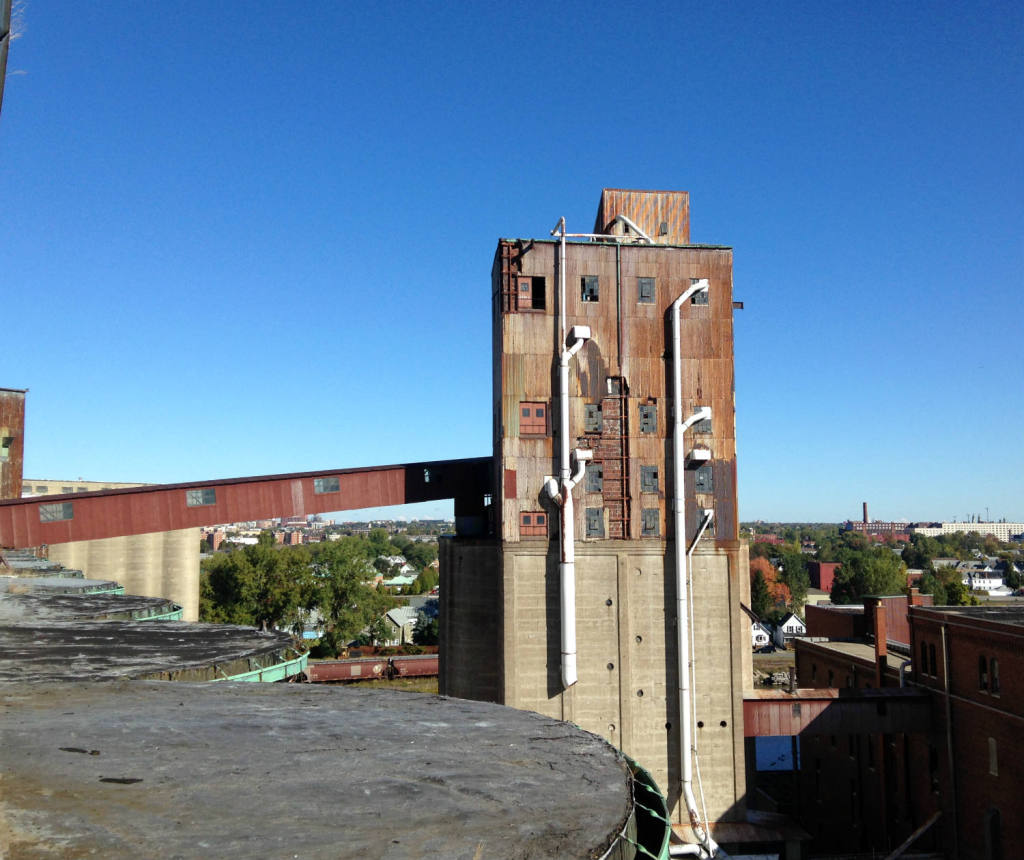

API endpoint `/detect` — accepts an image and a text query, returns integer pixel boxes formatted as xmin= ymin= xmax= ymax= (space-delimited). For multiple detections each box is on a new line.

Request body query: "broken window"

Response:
xmin=0 ymin=436 xmax=11 ymax=462
xmin=586 ymin=464 xmax=603 ymax=494
xmin=586 ymin=508 xmax=605 ymax=538
xmin=691 ymin=278 xmax=709 ymax=305
xmin=39 ymin=502 xmax=74 ymax=522
xmin=186 ymin=488 xmax=217 ymax=507
xmin=641 ymin=508 xmax=660 ymax=536
xmin=692 ymin=407 xmax=712 ymax=434
xmin=640 ymin=466 xmax=659 ymax=493
xmin=639 ymin=404 xmax=657 ymax=434
xmin=314 ymin=477 xmax=340 ymax=494
xmin=581 ymin=275 xmax=599 ymax=302
xmin=584 ymin=404 xmax=602 ymax=433
xmin=695 ymin=464 xmax=714 ymax=494
xmin=519 ymin=402 xmax=548 ymax=435
xmin=638 ymin=277 xmax=655 ymax=304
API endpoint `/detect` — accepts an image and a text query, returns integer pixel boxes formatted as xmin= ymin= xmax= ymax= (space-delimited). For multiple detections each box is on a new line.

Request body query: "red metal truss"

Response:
xmin=0 ymin=457 xmax=491 ymax=549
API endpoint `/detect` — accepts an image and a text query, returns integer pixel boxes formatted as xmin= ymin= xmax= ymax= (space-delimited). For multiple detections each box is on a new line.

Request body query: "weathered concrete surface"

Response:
xmin=0 ymin=622 xmax=299 ymax=683
xmin=0 ymin=575 xmax=121 ymax=595
xmin=0 ymin=590 xmax=181 ymax=623
xmin=0 ymin=683 xmax=633 ymax=859
xmin=442 ymin=539 xmax=749 ymax=825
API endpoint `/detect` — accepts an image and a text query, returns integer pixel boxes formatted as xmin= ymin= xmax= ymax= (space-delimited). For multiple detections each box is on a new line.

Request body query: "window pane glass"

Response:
xmin=39 ymin=502 xmax=73 ymax=522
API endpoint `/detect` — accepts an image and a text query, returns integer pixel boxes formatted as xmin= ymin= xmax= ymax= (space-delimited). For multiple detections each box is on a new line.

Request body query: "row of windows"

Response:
xmin=38 ymin=477 xmax=346 ymax=522
xmin=518 ymin=508 xmax=661 ymax=537
xmin=516 ymin=276 xmax=712 ymax=309
xmin=583 ymin=464 xmax=661 ymax=494
xmin=579 ymin=463 xmax=713 ymax=495
xmin=521 ymin=402 xmax=713 ymax=436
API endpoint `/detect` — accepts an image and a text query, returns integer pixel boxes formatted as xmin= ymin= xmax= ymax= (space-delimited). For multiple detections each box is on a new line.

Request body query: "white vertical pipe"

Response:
xmin=548 ymin=217 xmax=590 ymax=690
xmin=670 ymin=279 xmax=718 ymax=858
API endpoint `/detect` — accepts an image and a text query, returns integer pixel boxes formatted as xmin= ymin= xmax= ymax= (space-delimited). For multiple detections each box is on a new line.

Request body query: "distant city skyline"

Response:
xmin=3 ymin=3 xmax=1021 ymax=523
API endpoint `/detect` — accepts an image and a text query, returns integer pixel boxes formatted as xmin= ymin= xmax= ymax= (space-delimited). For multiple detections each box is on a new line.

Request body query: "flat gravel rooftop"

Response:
xmin=0 ymin=682 xmax=632 ymax=859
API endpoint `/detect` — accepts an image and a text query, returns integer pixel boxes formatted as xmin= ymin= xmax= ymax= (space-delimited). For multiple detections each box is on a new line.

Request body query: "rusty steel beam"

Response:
xmin=0 ymin=457 xmax=491 ymax=549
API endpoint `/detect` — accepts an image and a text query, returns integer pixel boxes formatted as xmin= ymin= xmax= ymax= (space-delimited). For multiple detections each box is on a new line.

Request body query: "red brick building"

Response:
xmin=792 ymin=598 xmax=1021 ymax=858
xmin=806 ymin=560 xmax=840 ymax=593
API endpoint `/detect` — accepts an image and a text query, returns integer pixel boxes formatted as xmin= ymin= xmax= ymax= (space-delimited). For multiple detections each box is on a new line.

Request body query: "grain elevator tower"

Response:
xmin=440 ymin=190 xmax=749 ymax=846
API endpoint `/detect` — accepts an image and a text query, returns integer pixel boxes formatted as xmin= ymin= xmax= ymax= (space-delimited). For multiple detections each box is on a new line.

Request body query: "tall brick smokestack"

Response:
xmin=863 ymin=502 xmax=869 ymax=524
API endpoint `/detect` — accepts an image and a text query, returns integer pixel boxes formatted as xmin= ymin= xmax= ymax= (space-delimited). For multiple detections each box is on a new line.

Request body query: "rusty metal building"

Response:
xmin=440 ymin=189 xmax=750 ymax=845
xmin=0 ymin=387 xmax=27 ymax=500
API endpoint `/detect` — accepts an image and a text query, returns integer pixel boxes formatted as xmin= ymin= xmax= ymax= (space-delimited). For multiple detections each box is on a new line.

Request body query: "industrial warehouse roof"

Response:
xmin=1 ymin=682 xmax=634 ymax=859
xmin=912 ymin=604 xmax=1024 ymax=628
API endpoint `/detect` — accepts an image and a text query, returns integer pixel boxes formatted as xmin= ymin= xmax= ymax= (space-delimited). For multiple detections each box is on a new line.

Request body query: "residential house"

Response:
xmin=382 ymin=606 xmax=419 ymax=645
xmin=773 ymin=612 xmax=806 ymax=647
xmin=751 ymin=621 xmax=772 ymax=650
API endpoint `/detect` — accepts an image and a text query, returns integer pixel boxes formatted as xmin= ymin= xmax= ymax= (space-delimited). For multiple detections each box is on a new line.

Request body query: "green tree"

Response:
xmin=830 ymin=549 xmax=907 ymax=604
xmin=311 ymin=538 xmax=396 ymax=656
xmin=750 ymin=569 xmax=771 ymax=618
xmin=777 ymin=549 xmax=809 ymax=612
xmin=413 ymin=613 xmax=439 ymax=645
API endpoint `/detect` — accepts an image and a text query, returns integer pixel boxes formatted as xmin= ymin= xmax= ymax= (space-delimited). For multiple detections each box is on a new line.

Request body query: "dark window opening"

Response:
xmin=980 ymin=655 xmax=989 ymax=691
xmin=640 ymin=466 xmax=659 ymax=493
xmin=638 ymin=277 xmax=655 ymax=304
xmin=584 ymin=404 xmax=602 ymax=433
xmin=531 ymin=276 xmax=546 ymax=309
xmin=929 ymin=643 xmax=937 ymax=677
xmin=991 ymin=658 xmax=1000 ymax=694
xmin=691 ymin=278 xmax=709 ymax=305
xmin=0 ymin=436 xmax=11 ymax=462
xmin=581 ymin=275 xmax=599 ymax=302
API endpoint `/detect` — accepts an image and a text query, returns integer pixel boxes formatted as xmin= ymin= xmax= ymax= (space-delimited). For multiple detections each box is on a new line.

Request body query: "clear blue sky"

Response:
xmin=2 ymin=2 xmax=1022 ymax=523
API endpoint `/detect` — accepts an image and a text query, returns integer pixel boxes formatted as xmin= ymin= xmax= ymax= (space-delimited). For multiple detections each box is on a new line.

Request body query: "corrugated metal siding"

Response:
xmin=0 ymin=388 xmax=26 ymax=501
xmin=494 ymin=233 xmax=738 ymax=546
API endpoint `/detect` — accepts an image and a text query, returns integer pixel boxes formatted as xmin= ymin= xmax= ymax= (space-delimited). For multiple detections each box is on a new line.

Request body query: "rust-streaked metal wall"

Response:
xmin=594 ymin=188 xmax=690 ymax=245
xmin=493 ymin=239 xmax=737 ymax=546
xmin=0 ymin=387 xmax=27 ymax=500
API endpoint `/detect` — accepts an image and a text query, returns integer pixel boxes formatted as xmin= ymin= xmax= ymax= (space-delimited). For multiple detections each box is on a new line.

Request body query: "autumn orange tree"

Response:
xmin=749 ymin=556 xmax=791 ymax=621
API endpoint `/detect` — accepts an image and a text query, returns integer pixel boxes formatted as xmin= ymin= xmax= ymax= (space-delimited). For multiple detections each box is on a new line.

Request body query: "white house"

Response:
xmin=773 ymin=612 xmax=806 ymax=647
xmin=751 ymin=621 xmax=772 ymax=649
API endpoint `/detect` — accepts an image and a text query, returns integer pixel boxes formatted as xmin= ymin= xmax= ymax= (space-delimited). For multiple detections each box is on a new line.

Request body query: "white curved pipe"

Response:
xmin=670 ymin=278 xmax=719 ymax=857
xmin=613 ymin=214 xmax=654 ymax=243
